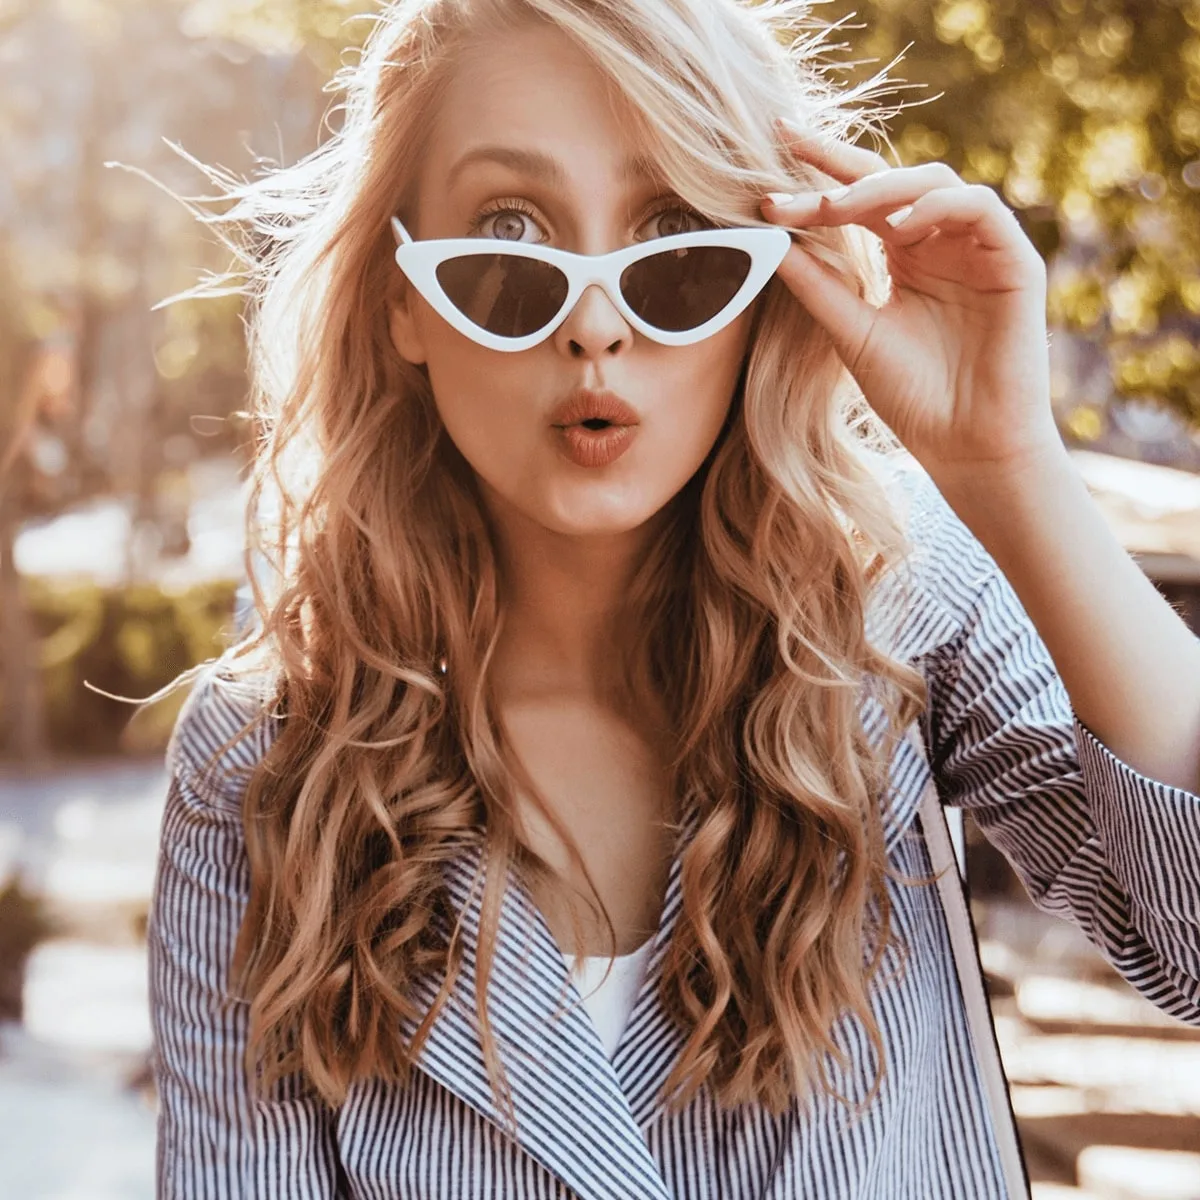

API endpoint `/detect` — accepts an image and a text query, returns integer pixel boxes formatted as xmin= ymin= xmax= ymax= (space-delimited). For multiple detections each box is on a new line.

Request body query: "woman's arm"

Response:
xmin=758 ymin=123 xmax=1200 ymax=1020
xmin=149 ymin=754 xmax=344 ymax=1198
xmin=931 ymin=442 xmax=1200 ymax=795
xmin=913 ymin=475 xmax=1200 ymax=1027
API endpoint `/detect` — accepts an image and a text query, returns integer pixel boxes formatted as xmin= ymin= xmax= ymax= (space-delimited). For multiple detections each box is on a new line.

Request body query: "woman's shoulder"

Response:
xmin=164 ymin=648 xmax=285 ymax=816
xmin=868 ymin=449 xmax=972 ymax=546
xmin=865 ymin=449 xmax=1004 ymax=654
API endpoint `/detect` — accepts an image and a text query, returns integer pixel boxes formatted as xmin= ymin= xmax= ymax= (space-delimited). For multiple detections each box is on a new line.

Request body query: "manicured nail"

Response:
xmin=885 ymin=205 xmax=914 ymax=226
xmin=823 ymin=185 xmax=851 ymax=202
xmin=764 ymin=192 xmax=794 ymax=207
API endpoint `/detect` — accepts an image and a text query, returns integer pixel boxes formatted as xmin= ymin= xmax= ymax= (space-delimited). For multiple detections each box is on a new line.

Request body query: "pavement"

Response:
xmin=0 ymin=758 xmax=165 ymax=1200
xmin=978 ymin=901 xmax=1200 ymax=1199
xmin=0 ymin=757 xmax=168 ymax=906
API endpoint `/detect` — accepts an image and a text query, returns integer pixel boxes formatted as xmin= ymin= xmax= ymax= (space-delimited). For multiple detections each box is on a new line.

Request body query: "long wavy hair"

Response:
xmin=168 ymin=0 xmax=934 ymax=1136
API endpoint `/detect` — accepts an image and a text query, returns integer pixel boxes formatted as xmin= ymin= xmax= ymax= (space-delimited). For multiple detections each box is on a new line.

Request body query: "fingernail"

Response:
xmin=764 ymin=192 xmax=794 ymax=207
xmin=823 ymin=185 xmax=851 ymax=202
xmin=885 ymin=205 xmax=914 ymax=226
xmin=776 ymin=115 xmax=821 ymax=137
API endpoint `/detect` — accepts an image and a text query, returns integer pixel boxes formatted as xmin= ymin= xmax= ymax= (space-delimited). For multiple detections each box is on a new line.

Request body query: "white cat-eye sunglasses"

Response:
xmin=390 ymin=216 xmax=791 ymax=352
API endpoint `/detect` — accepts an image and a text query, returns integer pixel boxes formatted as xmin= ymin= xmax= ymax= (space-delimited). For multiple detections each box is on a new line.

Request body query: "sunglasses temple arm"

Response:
xmin=390 ymin=216 xmax=412 ymax=249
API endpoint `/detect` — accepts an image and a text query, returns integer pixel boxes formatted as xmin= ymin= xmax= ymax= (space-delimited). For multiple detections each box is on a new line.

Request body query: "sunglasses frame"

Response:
xmin=390 ymin=216 xmax=791 ymax=352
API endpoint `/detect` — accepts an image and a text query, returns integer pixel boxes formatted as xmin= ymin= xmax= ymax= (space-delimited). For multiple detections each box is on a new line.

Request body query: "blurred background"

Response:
xmin=2 ymin=0 xmax=1200 ymax=1196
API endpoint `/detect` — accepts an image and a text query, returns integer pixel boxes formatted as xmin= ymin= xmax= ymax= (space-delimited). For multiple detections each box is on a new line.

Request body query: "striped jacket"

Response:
xmin=149 ymin=464 xmax=1200 ymax=1199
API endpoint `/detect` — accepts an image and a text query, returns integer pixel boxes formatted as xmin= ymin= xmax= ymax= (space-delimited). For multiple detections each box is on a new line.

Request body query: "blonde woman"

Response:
xmin=148 ymin=0 xmax=1200 ymax=1196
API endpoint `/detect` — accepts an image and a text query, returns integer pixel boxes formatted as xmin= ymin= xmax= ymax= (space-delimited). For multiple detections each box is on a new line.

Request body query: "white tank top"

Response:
xmin=559 ymin=938 xmax=655 ymax=1058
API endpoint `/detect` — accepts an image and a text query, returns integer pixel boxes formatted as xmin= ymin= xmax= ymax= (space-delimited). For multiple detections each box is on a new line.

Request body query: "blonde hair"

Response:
xmin=172 ymin=0 xmax=931 ymax=1136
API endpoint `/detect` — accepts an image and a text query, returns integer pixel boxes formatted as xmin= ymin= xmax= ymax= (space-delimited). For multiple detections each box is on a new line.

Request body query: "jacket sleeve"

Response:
xmin=917 ymin=493 xmax=1200 ymax=1028
xmin=148 ymin=677 xmax=345 ymax=1198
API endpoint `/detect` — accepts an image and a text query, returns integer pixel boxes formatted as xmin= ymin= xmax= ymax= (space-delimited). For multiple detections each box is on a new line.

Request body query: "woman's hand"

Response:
xmin=762 ymin=117 xmax=1062 ymax=483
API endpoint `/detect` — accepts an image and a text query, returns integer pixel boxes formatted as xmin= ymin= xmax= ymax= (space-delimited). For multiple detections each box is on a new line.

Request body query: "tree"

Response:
xmin=0 ymin=0 xmax=324 ymax=758
xmin=812 ymin=0 xmax=1200 ymax=434
xmin=0 ymin=246 xmax=50 ymax=764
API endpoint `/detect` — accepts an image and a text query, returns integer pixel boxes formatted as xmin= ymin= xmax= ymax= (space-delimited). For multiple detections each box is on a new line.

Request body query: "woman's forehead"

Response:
xmin=443 ymin=144 xmax=662 ymax=197
xmin=425 ymin=26 xmax=660 ymax=178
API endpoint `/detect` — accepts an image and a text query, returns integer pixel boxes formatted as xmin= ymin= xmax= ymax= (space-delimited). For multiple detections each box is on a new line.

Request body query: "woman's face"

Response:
xmin=389 ymin=23 xmax=755 ymax=544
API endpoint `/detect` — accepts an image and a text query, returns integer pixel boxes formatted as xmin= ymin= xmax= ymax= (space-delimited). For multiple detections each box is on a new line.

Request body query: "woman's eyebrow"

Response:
xmin=445 ymin=144 xmax=660 ymax=193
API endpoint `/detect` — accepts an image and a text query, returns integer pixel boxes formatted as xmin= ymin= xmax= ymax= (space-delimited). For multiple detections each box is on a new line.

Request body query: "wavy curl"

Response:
xmin=165 ymin=0 xmax=935 ymax=1139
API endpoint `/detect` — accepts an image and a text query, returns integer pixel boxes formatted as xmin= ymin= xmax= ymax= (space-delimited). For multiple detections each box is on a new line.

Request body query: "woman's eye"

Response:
xmin=467 ymin=200 xmax=709 ymax=243
xmin=468 ymin=203 xmax=542 ymax=242
xmin=640 ymin=204 xmax=708 ymax=240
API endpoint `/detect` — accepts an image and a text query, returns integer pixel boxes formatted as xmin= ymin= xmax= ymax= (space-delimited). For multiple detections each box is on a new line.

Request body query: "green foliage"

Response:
xmin=3 ymin=577 xmax=240 ymax=759
xmin=38 ymin=0 xmax=1199 ymax=426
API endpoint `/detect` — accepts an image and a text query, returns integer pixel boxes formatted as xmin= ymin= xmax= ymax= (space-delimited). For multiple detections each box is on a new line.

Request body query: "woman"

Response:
xmin=149 ymin=0 xmax=1200 ymax=1196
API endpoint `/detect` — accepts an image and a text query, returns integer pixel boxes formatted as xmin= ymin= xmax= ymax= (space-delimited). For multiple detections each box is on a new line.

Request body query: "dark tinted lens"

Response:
xmin=620 ymin=245 xmax=751 ymax=332
xmin=435 ymin=254 xmax=569 ymax=337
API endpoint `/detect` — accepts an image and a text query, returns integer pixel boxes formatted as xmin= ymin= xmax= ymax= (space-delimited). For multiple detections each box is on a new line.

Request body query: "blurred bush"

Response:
xmin=0 ymin=577 xmax=240 ymax=760
xmin=0 ymin=875 xmax=59 ymax=1022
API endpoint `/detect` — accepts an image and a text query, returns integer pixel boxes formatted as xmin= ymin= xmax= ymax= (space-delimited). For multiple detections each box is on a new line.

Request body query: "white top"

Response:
xmin=559 ymin=938 xmax=655 ymax=1058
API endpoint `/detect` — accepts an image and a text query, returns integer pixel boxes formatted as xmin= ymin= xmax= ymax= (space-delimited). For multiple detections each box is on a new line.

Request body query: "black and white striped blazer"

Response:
xmin=149 ymin=463 xmax=1200 ymax=1199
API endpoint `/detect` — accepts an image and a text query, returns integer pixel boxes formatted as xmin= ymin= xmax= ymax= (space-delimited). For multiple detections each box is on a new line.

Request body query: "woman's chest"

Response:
xmin=498 ymin=697 xmax=677 ymax=957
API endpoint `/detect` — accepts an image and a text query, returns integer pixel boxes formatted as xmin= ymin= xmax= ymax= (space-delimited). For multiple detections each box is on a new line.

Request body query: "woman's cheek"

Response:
xmin=442 ymin=397 xmax=519 ymax=470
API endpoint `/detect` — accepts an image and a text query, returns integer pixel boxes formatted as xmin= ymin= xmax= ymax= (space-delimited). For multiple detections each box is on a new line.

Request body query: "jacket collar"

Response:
xmin=396 ymin=808 xmax=702 ymax=1200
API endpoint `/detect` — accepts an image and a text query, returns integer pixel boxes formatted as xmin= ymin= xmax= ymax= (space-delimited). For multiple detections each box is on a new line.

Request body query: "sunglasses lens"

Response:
xmin=620 ymin=245 xmax=752 ymax=332
xmin=436 ymin=254 xmax=569 ymax=338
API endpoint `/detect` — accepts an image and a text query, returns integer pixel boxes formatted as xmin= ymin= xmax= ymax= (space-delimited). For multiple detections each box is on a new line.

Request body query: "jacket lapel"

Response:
xmin=864 ymin=552 xmax=963 ymax=855
xmin=397 ymin=836 xmax=675 ymax=1200
xmin=608 ymin=812 xmax=696 ymax=1126
xmin=607 ymin=695 xmax=938 ymax=1131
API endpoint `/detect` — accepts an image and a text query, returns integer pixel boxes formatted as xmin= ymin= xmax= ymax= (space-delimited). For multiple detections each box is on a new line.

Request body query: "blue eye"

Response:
xmin=464 ymin=196 xmax=711 ymax=243
xmin=466 ymin=198 xmax=542 ymax=241
xmin=640 ymin=203 xmax=708 ymax=240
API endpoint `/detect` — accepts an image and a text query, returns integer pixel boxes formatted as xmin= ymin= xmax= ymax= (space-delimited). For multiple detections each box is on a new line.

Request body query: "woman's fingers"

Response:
xmin=760 ymin=167 xmax=1043 ymax=270
xmin=774 ymin=117 xmax=892 ymax=185
xmin=762 ymin=161 xmax=965 ymax=229
xmin=881 ymin=185 xmax=1037 ymax=259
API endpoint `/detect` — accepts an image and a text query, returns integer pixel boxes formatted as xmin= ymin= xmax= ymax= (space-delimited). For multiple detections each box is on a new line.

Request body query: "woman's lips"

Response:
xmin=553 ymin=422 xmax=638 ymax=468
xmin=547 ymin=387 xmax=641 ymax=428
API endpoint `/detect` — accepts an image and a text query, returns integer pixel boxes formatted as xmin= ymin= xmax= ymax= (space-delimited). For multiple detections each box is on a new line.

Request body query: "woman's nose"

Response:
xmin=552 ymin=282 xmax=633 ymax=358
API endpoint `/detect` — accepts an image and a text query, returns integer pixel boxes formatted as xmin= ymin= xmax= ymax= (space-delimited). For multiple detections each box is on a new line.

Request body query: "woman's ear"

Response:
xmin=388 ymin=290 xmax=427 ymax=365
